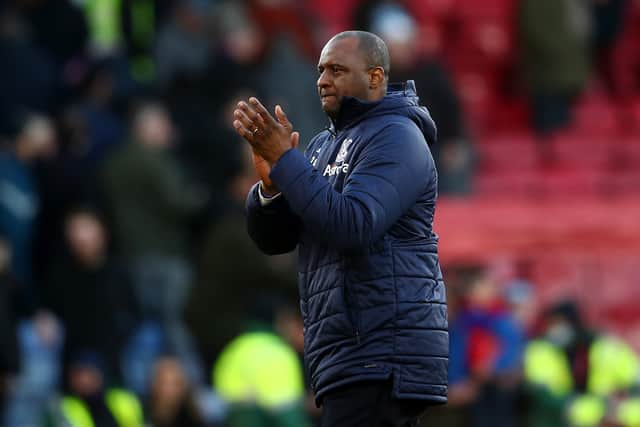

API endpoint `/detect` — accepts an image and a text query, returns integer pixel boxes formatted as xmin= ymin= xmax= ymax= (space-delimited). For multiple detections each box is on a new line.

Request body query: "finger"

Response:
xmin=233 ymin=119 xmax=257 ymax=141
xmin=237 ymin=101 xmax=262 ymax=125
xmin=249 ymin=97 xmax=278 ymax=126
xmin=274 ymin=105 xmax=292 ymax=131
xmin=234 ymin=108 xmax=257 ymax=131
xmin=291 ymin=131 xmax=299 ymax=149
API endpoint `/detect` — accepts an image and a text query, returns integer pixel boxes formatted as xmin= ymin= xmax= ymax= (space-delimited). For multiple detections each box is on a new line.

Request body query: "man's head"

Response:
xmin=317 ymin=31 xmax=390 ymax=119
xmin=131 ymin=101 xmax=174 ymax=149
xmin=5 ymin=112 xmax=56 ymax=161
xmin=67 ymin=351 xmax=105 ymax=397
xmin=543 ymin=300 xmax=584 ymax=348
xmin=64 ymin=207 xmax=107 ymax=267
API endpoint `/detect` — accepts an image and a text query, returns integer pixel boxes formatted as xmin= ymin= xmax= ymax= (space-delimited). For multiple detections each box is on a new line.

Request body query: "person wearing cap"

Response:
xmin=234 ymin=31 xmax=448 ymax=426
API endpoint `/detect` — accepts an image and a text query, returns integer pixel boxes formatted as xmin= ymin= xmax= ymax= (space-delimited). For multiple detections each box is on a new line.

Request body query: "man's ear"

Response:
xmin=368 ymin=67 xmax=386 ymax=89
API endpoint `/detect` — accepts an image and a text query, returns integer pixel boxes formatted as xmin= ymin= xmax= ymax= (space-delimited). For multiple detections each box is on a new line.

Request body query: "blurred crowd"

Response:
xmin=1 ymin=0 xmax=639 ymax=426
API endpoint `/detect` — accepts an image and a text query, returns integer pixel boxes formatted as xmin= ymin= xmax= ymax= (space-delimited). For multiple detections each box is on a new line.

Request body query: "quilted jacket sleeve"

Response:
xmin=245 ymin=183 xmax=303 ymax=255
xmin=269 ymin=122 xmax=434 ymax=251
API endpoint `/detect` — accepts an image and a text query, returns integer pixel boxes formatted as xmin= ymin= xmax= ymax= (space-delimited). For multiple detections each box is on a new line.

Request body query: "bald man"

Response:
xmin=234 ymin=31 xmax=448 ymax=427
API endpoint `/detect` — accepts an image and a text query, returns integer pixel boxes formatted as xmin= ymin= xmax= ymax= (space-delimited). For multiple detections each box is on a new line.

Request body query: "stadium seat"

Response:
xmin=477 ymin=133 xmax=540 ymax=172
xmin=570 ymin=93 xmax=622 ymax=137
xmin=547 ymin=133 xmax=615 ymax=171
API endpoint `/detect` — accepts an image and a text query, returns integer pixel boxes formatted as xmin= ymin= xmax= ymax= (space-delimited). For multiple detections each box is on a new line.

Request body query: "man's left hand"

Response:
xmin=233 ymin=97 xmax=298 ymax=166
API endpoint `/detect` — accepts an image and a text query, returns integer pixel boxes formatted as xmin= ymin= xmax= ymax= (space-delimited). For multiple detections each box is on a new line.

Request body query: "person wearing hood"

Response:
xmin=233 ymin=31 xmax=448 ymax=427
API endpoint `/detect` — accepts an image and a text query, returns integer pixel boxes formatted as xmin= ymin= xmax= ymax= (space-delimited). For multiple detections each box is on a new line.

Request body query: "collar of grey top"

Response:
xmin=326 ymin=80 xmax=437 ymax=145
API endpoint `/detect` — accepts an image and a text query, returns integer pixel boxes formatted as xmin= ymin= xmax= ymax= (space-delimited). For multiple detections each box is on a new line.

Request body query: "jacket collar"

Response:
xmin=328 ymin=81 xmax=418 ymax=133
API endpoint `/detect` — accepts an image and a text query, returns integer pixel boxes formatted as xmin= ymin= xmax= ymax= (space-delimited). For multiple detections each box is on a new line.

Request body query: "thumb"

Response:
xmin=275 ymin=105 xmax=292 ymax=130
xmin=291 ymin=131 xmax=300 ymax=149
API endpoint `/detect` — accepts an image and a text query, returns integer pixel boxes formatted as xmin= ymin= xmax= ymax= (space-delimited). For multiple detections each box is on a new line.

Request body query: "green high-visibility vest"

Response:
xmin=525 ymin=336 xmax=639 ymax=427
xmin=61 ymin=389 xmax=143 ymax=427
xmin=213 ymin=331 xmax=305 ymax=409
xmin=81 ymin=0 xmax=155 ymax=81
xmin=618 ymin=397 xmax=640 ymax=427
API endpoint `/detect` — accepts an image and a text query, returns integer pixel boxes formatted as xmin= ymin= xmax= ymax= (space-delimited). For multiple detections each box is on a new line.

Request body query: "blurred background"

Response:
xmin=1 ymin=0 xmax=640 ymax=426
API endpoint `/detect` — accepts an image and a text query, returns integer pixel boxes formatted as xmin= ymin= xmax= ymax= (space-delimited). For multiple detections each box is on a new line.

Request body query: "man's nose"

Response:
xmin=317 ymin=71 xmax=330 ymax=89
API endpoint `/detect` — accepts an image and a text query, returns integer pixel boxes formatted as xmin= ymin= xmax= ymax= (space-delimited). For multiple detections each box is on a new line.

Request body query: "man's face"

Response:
xmin=317 ymin=37 xmax=372 ymax=119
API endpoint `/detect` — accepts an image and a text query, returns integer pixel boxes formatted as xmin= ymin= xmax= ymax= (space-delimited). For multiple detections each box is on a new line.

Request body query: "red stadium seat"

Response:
xmin=477 ymin=133 xmax=540 ymax=172
xmin=475 ymin=170 xmax=540 ymax=197
xmin=569 ymin=93 xmax=622 ymax=137
xmin=537 ymin=169 xmax=609 ymax=196
xmin=547 ymin=133 xmax=615 ymax=171
xmin=407 ymin=0 xmax=456 ymax=23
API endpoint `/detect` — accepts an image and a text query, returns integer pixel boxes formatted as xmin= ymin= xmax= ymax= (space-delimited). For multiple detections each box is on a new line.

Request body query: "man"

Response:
xmin=234 ymin=31 xmax=448 ymax=427
xmin=214 ymin=295 xmax=310 ymax=427
xmin=102 ymin=100 xmax=206 ymax=389
xmin=47 ymin=351 xmax=143 ymax=427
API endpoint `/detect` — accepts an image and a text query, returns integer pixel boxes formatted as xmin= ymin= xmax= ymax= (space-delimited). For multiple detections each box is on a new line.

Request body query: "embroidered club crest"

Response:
xmin=335 ymin=138 xmax=353 ymax=163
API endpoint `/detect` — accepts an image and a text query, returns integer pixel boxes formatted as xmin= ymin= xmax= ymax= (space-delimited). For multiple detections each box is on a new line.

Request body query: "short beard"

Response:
xmin=323 ymin=101 xmax=341 ymax=121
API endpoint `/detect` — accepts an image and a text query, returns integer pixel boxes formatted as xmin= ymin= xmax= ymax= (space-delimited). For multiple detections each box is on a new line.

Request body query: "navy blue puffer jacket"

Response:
xmin=246 ymin=81 xmax=448 ymax=405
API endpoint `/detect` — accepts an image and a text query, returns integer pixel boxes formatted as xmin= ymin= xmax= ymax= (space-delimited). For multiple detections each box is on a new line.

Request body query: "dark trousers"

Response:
xmin=320 ymin=380 xmax=429 ymax=427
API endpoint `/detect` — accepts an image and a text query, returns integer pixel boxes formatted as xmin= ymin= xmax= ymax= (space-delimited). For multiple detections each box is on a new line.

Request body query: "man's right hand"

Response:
xmin=252 ymin=130 xmax=299 ymax=196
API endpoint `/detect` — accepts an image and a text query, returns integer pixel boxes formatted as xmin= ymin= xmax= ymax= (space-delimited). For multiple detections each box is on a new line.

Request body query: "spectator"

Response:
xmin=448 ymin=269 xmax=525 ymax=427
xmin=33 ymin=62 xmax=125 ymax=285
xmin=4 ymin=310 xmax=64 ymax=427
xmin=154 ymin=0 xmax=214 ymax=89
xmin=188 ymin=144 xmax=296 ymax=367
xmin=102 ymin=100 xmax=206 ymax=389
xmin=0 ymin=8 xmax=58 ymax=130
xmin=43 ymin=206 xmax=137 ymax=385
xmin=591 ymin=0 xmax=629 ymax=95
xmin=520 ymin=0 xmax=592 ymax=134
xmin=146 ymin=356 xmax=205 ymax=427
xmin=213 ymin=294 xmax=310 ymax=427
xmin=15 ymin=0 xmax=88 ymax=70
xmin=361 ymin=2 xmax=474 ymax=194
xmin=524 ymin=300 xmax=640 ymax=427
xmin=0 ymin=111 xmax=56 ymax=308
xmin=47 ymin=351 xmax=143 ymax=427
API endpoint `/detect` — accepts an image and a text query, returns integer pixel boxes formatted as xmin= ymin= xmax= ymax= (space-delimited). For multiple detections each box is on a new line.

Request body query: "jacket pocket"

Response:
xmin=342 ymin=267 xmax=361 ymax=344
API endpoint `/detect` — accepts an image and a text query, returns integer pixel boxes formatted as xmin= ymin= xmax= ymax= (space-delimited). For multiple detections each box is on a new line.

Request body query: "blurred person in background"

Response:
xmin=43 ymin=206 xmax=137 ymax=386
xmin=101 ymin=100 xmax=207 ymax=392
xmin=448 ymin=268 xmax=525 ymax=427
xmin=213 ymin=294 xmax=310 ymax=427
xmin=154 ymin=0 xmax=214 ymax=90
xmin=159 ymin=23 xmax=245 ymax=213
xmin=4 ymin=310 xmax=63 ymax=427
xmin=0 ymin=111 xmax=56 ymax=310
xmin=524 ymin=300 xmax=640 ymax=427
xmin=12 ymin=0 xmax=88 ymax=74
xmin=246 ymin=0 xmax=326 ymax=143
xmin=146 ymin=356 xmax=206 ymax=427
xmin=356 ymin=1 xmax=474 ymax=195
xmin=78 ymin=0 xmax=171 ymax=85
xmin=209 ymin=1 xmax=325 ymax=148
xmin=0 ymin=6 xmax=58 ymax=130
xmin=47 ymin=351 xmax=143 ymax=427
xmin=0 ymin=237 xmax=20 ymax=421
xmin=238 ymin=30 xmax=447 ymax=426
xmin=590 ymin=0 xmax=628 ymax=95
xmin=32 ymin=60 xmax=125 ymax=283
xmin=188 ymin=141 xmax=295 ymax=370
xmin=519 ymin=0 xmax=592 ymax=134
